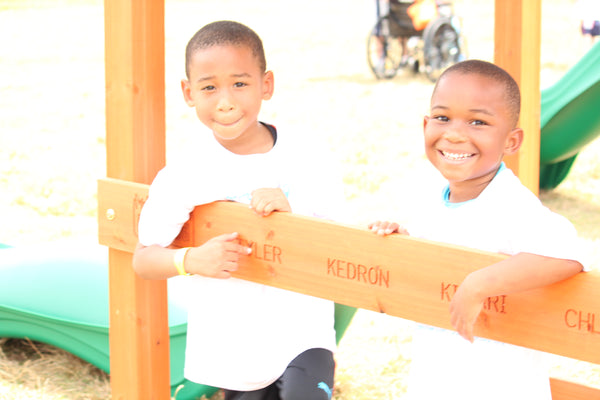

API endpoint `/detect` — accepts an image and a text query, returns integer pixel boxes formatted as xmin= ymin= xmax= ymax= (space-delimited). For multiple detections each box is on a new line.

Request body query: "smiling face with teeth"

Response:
xmin=423 ymin=69 xmax=523 ymax=203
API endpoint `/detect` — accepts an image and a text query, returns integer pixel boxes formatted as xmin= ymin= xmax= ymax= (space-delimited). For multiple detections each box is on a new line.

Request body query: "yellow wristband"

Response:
xmin=174 ymin=247 xmax=191 ymax=276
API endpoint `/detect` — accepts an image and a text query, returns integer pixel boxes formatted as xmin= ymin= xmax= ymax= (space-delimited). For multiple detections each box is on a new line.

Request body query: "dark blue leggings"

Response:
xmin=223 ymin=348 xmax=335 ymax=400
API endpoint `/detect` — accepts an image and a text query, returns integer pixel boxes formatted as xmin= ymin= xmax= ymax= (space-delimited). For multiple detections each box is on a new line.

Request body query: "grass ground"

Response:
xmin=0 ymin=0 xmax=599 ymax=399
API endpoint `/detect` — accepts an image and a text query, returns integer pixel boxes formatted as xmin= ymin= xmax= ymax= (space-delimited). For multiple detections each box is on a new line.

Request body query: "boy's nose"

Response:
xmin=216 ymin=92 xmax=235 ymax=112
xmin=442 ymin=123 xmax=466 ymax=142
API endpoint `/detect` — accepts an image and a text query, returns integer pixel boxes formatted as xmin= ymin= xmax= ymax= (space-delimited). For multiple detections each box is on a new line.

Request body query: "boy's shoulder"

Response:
xmin=268 ymin=123 xmax=321 ymax=159
xmin=485 ymin=167 xmax=576 ymax=230
xmin=487 ymin=166 xmax=540 ymax=205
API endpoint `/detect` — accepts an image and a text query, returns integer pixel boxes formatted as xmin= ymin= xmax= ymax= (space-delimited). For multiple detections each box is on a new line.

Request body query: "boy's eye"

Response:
xmin=201 ymin=85 xmax=216 ymax=91
xmin=469 ymin=119 xmax=487 ymax=126
xmin=234 ymin=82 xmax=247 ymax=88
xmin=433 ymin=115 xmax=449 ymax=122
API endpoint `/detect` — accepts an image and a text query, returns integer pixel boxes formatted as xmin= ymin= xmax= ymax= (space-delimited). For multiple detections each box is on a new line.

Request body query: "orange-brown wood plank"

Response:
xmin=495 ymin=0 xmax=541 ymax=195
xmin=550 ymin=377 xmax=600 ymax=400
xmin=98 ymin=178 xmax=600 ymax=366
xmin=103 ymin=0 xmax=170 ymax=398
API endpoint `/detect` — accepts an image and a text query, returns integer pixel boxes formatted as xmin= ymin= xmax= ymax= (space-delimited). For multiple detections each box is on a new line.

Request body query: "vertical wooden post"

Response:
xmin=103 ymin=1 xmax=170 ymax=399
xmin=494 ymin=0 xmax=541 ymax=196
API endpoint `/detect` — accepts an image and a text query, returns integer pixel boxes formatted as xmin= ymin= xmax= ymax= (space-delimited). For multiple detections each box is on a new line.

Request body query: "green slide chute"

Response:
xmin=540 ymin=41 xmax=600 ymax=189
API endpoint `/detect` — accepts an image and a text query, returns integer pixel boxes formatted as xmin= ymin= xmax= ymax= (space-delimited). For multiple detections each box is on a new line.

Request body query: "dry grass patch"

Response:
xmin=0 ymin=339 xmax=110 ymax=400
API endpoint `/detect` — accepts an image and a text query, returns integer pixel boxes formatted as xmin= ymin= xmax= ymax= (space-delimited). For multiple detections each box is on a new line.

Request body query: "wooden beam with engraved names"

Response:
xmin=98 ymin=177 xmax=600 ymax=369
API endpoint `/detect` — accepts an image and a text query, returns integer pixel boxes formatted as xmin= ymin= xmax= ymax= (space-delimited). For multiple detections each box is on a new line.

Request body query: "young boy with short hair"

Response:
xmin=369 ymin=59 xmax=588 ymax=399
xmin=133 ymin=21 xmax=337 ymax=400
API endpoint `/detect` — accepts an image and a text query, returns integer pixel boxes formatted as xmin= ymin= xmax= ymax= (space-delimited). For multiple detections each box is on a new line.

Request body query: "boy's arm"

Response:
xmin=133 ymin=232 xmax=251 ymax=280
xmin=133 ymin=187 xmax=287 ymax=280
xmin=450 ymin=253 xmax=584 ymax=342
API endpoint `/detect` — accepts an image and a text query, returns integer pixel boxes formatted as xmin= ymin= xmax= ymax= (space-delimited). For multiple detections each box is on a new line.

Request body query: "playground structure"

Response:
xmin=101 ymin=0 xmax=600 ymax=397
xmin=1 ymin=1 xmax=600 ymax=399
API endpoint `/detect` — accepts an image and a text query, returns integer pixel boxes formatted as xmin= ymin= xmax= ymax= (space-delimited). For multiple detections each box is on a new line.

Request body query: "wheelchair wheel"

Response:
xmin=367 ymin=16 xmax=403 ymax=80
xmin=422 ymin=16 xmax=462 ymax=82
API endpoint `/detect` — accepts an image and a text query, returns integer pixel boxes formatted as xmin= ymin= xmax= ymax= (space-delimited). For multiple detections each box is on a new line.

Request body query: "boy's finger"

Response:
xmin=464 ymin=327 xmax=474 ymax=343
xmin=218 ymin=232 xmax=239 ymax=242
xmin=260 ymin=203 xmax=275 ymax=216
xmin=240 ymin=245 xmax=252 ymax=255
xmin=456 ymin=320 xmax=474 ymax=343
xmin=224 ymin=261 xmax=239 ymax=272
xmin=215 ymin=270 xmax=232 ymax=279
xmin=224 ymin=244 xmax=252 ymax=260
xmin=250 ymin=200 xmax=266 ymax=214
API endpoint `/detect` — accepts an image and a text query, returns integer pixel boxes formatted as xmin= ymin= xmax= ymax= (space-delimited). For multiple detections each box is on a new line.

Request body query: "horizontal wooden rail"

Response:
xmin=98 ymin=177 xmax=600 ymax=397
xmin=549 ymin=378 xmax=600 ymax=400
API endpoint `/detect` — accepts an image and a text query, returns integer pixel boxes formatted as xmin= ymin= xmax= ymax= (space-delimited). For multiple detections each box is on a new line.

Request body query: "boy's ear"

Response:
xmin=504 ymin=127 xmax=524 ymax=155
xmin=181 ymin=79 xmax=195 ymax=106
xmin=262 ymin=70 xmax=275 ymax=100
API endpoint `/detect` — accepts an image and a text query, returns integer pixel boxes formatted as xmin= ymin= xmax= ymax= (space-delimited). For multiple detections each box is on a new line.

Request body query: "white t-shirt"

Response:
xmin=402 ymin=164 xmax=588 ymax=400
xmin=138 ymin=125 xmax=340 ymax=390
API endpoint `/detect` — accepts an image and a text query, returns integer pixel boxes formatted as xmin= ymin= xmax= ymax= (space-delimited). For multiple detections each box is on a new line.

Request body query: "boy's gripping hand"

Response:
xmin=448 ymin=254 xmax=583 ymax=343
xmin=449 ymin=280 xmax=484 ymax=343
xmin=250 ymin=188 xmax=291 ymax=216
xmin=368 ymin=221 xmax=408 ymax=236
xmin=186 ymin=232 xmax=252 ymax=279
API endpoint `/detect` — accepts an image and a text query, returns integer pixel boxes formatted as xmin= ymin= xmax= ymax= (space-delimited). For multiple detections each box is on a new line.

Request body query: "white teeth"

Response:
xmin=441 ymin=151 xmax=473 ymax=160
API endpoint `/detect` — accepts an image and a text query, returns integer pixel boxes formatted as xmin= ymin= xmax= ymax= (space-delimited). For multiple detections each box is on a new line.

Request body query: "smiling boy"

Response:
xmin=370 ymin=60 xmax=587 ymax=399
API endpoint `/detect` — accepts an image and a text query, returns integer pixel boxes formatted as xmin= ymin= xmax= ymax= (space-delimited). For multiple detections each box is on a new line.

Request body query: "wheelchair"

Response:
xmin=367 ymin=1 xmax=466 ymax=82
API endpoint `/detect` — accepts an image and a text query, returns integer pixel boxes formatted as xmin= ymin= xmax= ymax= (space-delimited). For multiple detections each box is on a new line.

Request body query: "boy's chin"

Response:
xmin=212 ymin=130 xmax=244 ymax=141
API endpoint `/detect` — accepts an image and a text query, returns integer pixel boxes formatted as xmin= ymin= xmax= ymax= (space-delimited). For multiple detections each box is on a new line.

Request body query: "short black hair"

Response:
xmin=185 ymin=20 xmax=266 ymax=79
xmin=434 ymin=60 xmax=521 ymax=127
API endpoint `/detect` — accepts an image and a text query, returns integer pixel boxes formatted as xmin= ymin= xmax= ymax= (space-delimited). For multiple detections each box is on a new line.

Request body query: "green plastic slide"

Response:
xmin=539 ymin=41 xmax=600 ymax=189
xmin=0 ymin=244 xmax=355 ymax=399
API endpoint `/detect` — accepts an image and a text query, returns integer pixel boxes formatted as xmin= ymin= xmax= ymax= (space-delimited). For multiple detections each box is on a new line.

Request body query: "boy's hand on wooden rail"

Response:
xmin=186 ymin=232 xmax=252 ymax=279
xmin=449 ymin=278 xmax=485 ymax=343
xmin=250 ymin=188 xmax=291 ymax=216
xmin=368 ymin=221 xmax=409 ymax=236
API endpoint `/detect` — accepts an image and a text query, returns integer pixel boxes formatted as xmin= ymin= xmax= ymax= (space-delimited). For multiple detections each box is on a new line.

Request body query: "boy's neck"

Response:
xmin=215 ymin=122 xmax=275 ymax=155
xmin=446 ymin=164 xmax=505 ymax=203
xmin=447 ymin=182 xmax=490 ymax=203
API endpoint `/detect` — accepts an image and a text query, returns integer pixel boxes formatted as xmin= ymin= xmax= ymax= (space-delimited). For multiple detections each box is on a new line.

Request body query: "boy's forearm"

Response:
xmin=464 ymin=252 xmax=583 ymax=301
xmin=132 ymin=243 xmax=179 ymax=280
